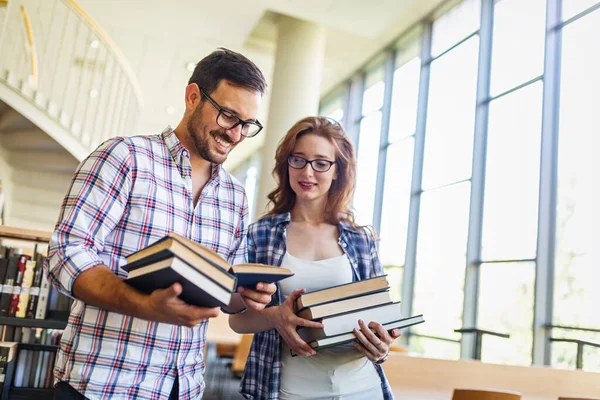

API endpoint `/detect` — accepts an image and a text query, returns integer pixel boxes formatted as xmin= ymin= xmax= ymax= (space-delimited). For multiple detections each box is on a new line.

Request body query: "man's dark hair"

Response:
xmin=188 ymin=48 xmax=267 ymax=96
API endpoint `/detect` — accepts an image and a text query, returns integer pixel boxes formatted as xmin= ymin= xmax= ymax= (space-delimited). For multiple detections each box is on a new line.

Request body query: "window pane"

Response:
xmin=379 ymin=138 xmax=414 ymax=269
xmin=413 ymin=182 xmax=470 ymax=346
xmin=423 ymin=37 xmax=479 ymax=189
xmin=431 ymin=0 xmax=480 ymax=57
xmin=478 ymin=262 xmax=535 ymax=366
xmin=490 ymin=0 xmax=546 ymax=95
xmin=562 ymin=0 xmax=600 ymax=21
xmin=362 ymin=78 xmax=384 ymax=115
xmin=354 ymin=112 xmax=382 ymax=226
xmin=554 ymin=11 xmax=600 ymax=331
xmin=481 ymin=83 xmax=543 ymax=261
xmin=389 ymin=58 xmax=421 ymax=142
xmin=410 ymin=336 xmax=460 ymax=360
xmin=383 ymin=265 xmax=403 ymax=304
xmin=550 ymin=327 xmax=600 ymax=372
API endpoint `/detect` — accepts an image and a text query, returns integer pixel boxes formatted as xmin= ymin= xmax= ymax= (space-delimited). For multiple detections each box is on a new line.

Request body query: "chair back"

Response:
xmin=452 ymin=389 xmax=522 ymax=400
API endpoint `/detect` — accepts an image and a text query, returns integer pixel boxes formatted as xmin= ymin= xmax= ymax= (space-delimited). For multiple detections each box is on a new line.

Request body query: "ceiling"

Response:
xmin=76 ymin=0 xmax=446 ymax=169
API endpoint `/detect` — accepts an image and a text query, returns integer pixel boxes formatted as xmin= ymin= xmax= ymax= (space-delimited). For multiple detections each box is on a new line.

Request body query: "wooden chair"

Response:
xmin=215 ymin=342 xmax=237 ymax=358
xmin=558 ymin=397 xmax=600 ymax=400
xmin=452 ymin=389 xmax=522 ymax=400
xmin=231 ymin=334 xmax=254 ymax=376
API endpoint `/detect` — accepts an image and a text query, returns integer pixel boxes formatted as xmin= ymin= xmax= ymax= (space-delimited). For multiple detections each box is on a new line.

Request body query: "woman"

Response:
xmin=230 ymin=117 xmax=399 ymax=399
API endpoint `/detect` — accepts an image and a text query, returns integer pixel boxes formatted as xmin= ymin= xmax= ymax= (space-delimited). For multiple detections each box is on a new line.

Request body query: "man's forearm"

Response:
xmin=72 ymin=265 xmax=152 ymax=319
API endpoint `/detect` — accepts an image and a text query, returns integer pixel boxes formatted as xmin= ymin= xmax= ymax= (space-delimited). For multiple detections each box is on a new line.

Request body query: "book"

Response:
xmin=15 ymin=259 xmax=36 ymax=318
xmin=0 ymin=341 xmax=18 ymax=398
xmin=306 ymin=315 xmax=425 ymax=351
xmin=34 ymin=273 xmax=50 ymax=320
xmin=125 ymin=256 xmax=232 ymax=308
xmin=124 ymin=232 xmax=293 ymax=290
xmin=0 ymin=257 xmax=19 ymax=317
xmin=7 ymin=256 xmax=28 ymax=317
xmin=297 ymin=302 xmax=403 ymax=343
xmin=229 ymin=264 xmax=293 ymax=289
xmin=295 ymin=275 xmax=390 ymax=311
xmin=26 ymin=255 xmax=44 ymax=319
xmin=296 ymin=290 xmax=392 ymax=321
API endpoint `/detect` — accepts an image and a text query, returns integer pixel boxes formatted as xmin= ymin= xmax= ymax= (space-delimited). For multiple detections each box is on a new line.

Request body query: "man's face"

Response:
xmin=187 ymin=80 xmax=262 ymax=164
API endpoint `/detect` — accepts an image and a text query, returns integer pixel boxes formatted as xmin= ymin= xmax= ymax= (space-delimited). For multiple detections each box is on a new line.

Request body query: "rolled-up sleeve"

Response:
xmin=45 ymin=138 xmax=132 ymax=297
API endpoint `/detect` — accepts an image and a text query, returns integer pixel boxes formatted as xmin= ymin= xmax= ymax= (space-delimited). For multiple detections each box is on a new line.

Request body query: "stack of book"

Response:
xmin=123 ymin=232 xmax=294 ymax=308
xmin=294 ymin=276 xmax=424 ymax=351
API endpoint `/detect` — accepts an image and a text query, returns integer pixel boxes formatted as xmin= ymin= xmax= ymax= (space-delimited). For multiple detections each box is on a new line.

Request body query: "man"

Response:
xmin=46 ymin=48 xmax=277 ymax=400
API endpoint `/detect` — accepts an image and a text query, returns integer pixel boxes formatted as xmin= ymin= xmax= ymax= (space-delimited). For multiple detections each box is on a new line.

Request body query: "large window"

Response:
xmin=552 ymin=5 xmax=600 ymax=372
xmin=321 ymin=0 xmax=600 ymax=369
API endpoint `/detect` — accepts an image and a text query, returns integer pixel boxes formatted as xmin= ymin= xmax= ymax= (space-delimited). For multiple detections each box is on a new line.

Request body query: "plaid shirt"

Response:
xmin=46 ymin=127 xmax=248 ymax=400
xmin=239 ymin=213 xmax=394 ymax=400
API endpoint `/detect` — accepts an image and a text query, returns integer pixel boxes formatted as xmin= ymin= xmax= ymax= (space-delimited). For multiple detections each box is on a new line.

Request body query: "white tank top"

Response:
xmin=279 ymin=252 xmax=381 ymax=399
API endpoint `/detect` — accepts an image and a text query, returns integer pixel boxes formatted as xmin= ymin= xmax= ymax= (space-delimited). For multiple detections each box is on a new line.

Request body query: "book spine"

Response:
xmin=7 ymin=256 xmax=28 ymax=317
xmin=26 ymin=257 xmax=44 ymax=319
xmin=35 ymin=273 xmax=50 ymax=320
xmin=0 ymin=257 xmax=19 ymax=317
xmin=15 ymin=259 xmax=36 ymax=318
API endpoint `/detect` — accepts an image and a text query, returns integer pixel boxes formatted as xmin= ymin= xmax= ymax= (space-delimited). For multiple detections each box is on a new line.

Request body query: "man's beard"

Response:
xmin=187 ymin=107 xmax=235 ymax=164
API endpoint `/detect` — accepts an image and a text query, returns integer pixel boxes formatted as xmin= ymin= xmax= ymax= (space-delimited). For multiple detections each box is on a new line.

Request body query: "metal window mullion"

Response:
xmin=401 ymin=21 xmax=432 ymax=345
xmin=372 ymin=51 xmax=396 ymax=232
xmin=533 ymin=0 xmax=562 ymax=366
xmin=461 ymin=0 xmax=494 ymax=360
xmin=346 ymin=73 xmax=365 ymax=149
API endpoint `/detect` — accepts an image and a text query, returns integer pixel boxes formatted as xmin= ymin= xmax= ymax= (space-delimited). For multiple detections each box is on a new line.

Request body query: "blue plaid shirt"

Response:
xmin=239 ymin=213 xmax=394 ymax=400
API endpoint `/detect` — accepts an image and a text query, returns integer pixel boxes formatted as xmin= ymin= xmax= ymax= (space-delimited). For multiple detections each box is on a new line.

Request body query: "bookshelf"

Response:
xmin=0 ymin=226 xmax=65 ymax=400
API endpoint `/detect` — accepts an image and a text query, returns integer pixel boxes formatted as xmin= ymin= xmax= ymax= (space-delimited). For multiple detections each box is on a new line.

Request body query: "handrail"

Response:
xmin=19 ymin=5 xmax=37 ymax=89
xmin=62 ymin=0 xmax=144 ymax=108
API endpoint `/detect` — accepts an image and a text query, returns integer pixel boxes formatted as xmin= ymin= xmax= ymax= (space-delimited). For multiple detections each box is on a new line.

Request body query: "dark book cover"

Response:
xmin=125 ymin=257 xmax=232 ymax=308
xmin=0 ymin=256 xmax=20 ymax=317
xmin=233 ymin=271 xmax=293 ymax=289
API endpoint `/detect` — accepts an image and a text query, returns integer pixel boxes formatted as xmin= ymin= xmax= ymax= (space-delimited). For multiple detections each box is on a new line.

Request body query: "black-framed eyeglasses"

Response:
xmin=200 ymin=88 xmax=263 ymax=138
xmin=288 ymin=155 xmax=336 ymax=173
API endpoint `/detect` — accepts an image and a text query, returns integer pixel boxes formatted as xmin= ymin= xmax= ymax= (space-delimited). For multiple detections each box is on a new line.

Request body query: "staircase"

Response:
xmin=0 ymin=0 xmax=143 ymax=231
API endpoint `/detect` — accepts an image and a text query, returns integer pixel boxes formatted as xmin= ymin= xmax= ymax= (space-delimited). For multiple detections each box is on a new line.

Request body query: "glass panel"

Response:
xmin=550 ymin=327 xmax=600 ymax=372
xmin=490 ymin=0 xmax=546 ymax=95
xmin=362 ymin=80 xmax=385 ymax=116
xmin=410 ymin=336 xmax=461 ymax=360
xmin=422 ymin=37 xmax=479 ymax=189
xmin=413 ymin=182 xmax=470 ymax=347
xmin=379 ymin=138 xmax=414 ymax=269
xmin=431 ymin=0 xmax=480 ymax=57
xmin=327 ymin=108 xmax=344 ymax=123
xmin=478 ymin=262 xmax=535 ymax=366
xmin=383 ymin=265 xmax=403 ymax=303
xmin=481 ymin=83 xmax=543 ymax=261
xmin=562 ymin=0 xmax=600 ymax=21
xmin=354 ymin=112 xmax=382 ymax=226
xmin=320 ymin=94 xmax=345 ymax=124
xmin=245 ymin=166 xmax=258 ymax=222
xmin=389 ymin=57 xmax=421 ymax=142
xmin=554 ymin=11 xmax=600 ymax=332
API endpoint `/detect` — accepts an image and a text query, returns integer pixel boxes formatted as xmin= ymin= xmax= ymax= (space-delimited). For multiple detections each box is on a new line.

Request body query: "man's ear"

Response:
xmin=185 ymin=83 xmax=201 ymax=111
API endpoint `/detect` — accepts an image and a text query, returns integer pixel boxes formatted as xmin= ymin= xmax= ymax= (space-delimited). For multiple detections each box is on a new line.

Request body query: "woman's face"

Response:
xmin=288 ymin=133 xmax=338 ymax=206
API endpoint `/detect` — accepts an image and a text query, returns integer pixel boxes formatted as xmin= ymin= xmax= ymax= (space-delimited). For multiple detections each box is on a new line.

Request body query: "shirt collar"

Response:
xmin=161 ymin=126 xmax=222 ymax=186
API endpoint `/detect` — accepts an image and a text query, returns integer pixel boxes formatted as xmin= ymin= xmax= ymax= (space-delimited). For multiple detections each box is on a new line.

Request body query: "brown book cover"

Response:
xmin=295 ymin=275 xmax=390 ymax=311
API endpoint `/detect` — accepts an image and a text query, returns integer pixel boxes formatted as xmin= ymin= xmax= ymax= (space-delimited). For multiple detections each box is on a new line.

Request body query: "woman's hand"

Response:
xmin=266 ymin=289 xmax=324 ymax=357
xmin=352 ymin=319 xmax=401 ymax=363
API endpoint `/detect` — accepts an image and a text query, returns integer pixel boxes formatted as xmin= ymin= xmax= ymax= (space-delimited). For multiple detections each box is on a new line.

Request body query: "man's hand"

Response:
xmin=237 ymin=282 xmax=277 ymax=311
xmin=146 ymin=283 xmax=220 ymax=327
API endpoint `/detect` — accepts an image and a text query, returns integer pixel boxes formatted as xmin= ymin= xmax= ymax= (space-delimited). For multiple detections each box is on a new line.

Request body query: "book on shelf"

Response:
xmin=306 ymin=315 xmax=425 ymax=351
xmin=0 ymin=341 xmax=18 ymax=398
xmin=294 ymin=275 xmax=390 ymax=311
xmin=123 ymin=232 xmax=293 ymax=307
xmin=296 ymin=290 xmax=392 ymax=321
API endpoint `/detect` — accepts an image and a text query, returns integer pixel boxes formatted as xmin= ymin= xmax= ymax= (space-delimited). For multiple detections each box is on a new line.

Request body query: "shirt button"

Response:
xmin=341 ymin=243 xmax=346 ymax=248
